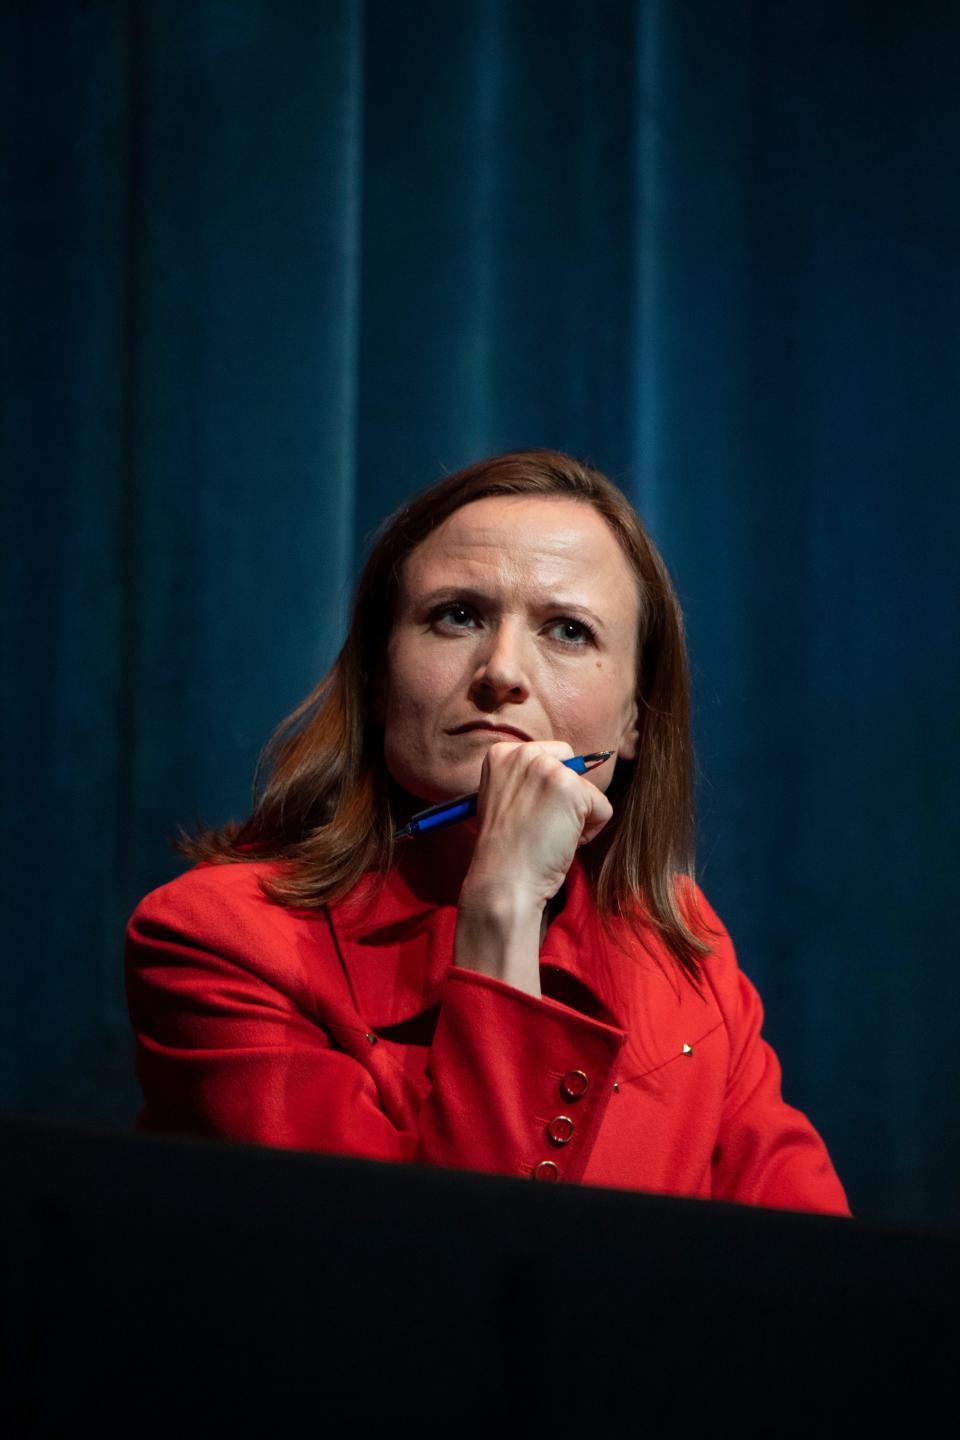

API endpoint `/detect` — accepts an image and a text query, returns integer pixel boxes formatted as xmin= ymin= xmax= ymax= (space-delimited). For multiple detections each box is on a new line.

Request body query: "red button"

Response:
xmin=533 ymin=1160 xmax=561 ymax=1182
xmin=547 ymin=1115 xmax=575 ymax=1145
xmin=560 ymin=1069 xmax=589 ymax=1100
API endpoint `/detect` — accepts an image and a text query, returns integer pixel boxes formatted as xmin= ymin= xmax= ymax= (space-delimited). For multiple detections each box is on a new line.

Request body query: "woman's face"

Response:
xmin=383 ymin=494 xmax=641 ymax=806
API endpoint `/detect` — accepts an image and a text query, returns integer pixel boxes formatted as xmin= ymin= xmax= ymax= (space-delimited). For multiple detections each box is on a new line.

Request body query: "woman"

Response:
xmin=125 ymin=448 xmax=850 ymax=1214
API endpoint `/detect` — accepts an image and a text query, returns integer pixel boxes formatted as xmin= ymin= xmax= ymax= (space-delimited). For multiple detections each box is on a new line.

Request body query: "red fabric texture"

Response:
xmin=124 ymin=850 xmax=851 ymax=1216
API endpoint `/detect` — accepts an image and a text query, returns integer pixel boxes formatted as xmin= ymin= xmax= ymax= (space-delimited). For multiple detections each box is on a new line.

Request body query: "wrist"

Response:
xmin=454 ymin=888 xmax=545 ymax=997
xmin=457 ymin=876 xmax=546 ymax=926
xmin=459 ymin=854 xmax=554 ymax=915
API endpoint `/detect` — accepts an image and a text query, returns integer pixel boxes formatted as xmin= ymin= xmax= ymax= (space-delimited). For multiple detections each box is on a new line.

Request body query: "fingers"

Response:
xmin=578 ymin=788 xmax=614 ymax=845
xmin=477 ymin=738 xmax=572 ymax=798
xmin=466 ymin=737 xmax=614 ymax=907
xmin=522 ymin=739 xmax=575 ymax=759
xmin=479 ymin=738 xmax=612 ymax=843
xmin=482 ymin=737 xmax=574 ymax=766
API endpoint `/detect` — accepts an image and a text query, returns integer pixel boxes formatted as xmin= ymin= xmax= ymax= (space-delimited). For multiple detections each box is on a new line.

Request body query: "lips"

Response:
xmin=450 ymin=722 xmax=533 ymax=742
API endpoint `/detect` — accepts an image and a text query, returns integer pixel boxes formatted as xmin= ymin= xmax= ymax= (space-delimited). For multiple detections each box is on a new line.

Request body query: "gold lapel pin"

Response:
xmin=682 ymin=1042 xmax=694 ymax=1057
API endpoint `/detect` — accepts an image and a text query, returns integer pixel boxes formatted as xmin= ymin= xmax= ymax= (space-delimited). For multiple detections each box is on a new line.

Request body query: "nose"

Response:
xmin=469 ymin=618 xmax=530 ymax=707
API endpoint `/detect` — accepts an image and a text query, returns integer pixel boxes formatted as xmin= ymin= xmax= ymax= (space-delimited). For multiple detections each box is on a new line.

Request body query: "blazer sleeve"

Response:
xmin=693 ymin=887 xmax=851 ymax=1216
xmin=124 ymin=866 xmax=626 ymax=1182
xmin=125 ymin=890 xmax=399 ymax=1162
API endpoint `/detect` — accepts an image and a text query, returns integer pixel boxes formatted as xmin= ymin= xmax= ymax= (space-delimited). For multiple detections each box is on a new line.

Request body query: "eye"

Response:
xmin=428 ymin=601 xmax=478 ymax=631
xmin=548 ymin=617 xmax=597 ymax=646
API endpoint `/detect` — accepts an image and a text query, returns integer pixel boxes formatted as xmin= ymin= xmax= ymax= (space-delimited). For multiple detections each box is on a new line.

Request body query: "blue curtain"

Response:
xmin=3 ymin=0 xmax=958 ymax=1226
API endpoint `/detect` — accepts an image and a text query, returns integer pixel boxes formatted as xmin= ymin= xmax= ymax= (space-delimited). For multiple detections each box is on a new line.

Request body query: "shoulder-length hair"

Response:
xmin=177 ymin=448 xmax=715 ymax=985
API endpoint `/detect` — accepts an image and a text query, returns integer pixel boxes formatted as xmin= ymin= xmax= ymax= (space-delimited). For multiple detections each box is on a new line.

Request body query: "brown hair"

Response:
xmin=176 ymin=449 xmax=715 ymax=985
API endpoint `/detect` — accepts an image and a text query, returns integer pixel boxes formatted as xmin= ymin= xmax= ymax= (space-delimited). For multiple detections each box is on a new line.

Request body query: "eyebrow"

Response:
xmin=416 ymin=586 xmax=609 ymax=633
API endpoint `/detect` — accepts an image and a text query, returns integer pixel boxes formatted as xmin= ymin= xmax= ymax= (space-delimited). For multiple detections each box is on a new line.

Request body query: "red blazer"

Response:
xmin=124 ymin=851 xmax=850 ymax=1216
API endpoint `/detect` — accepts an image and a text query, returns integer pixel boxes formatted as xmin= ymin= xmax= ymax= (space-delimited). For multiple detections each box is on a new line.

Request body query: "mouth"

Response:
xmin=449 ymin=722 xmax=533 ymax=742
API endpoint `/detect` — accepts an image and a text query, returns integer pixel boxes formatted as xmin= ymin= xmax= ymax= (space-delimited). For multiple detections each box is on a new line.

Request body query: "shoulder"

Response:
xmin=126 ymin=860 xmax=337 ymax=986
xmin=130 ymin=858 xmax=293 ymax=931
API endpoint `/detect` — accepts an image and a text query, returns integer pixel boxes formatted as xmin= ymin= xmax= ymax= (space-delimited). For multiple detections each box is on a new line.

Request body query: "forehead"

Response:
xmin=401 ymin=495 xmax=639 ymax=605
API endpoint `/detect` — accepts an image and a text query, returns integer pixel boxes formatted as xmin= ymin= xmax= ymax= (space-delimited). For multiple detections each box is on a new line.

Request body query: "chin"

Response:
xmin=385 ymin=742 xmax=482 ymax=808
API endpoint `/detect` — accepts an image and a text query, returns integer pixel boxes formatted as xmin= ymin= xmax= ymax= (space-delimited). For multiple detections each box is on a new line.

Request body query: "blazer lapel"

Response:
xmin=328 ymin=850 xmax=619 ymax=1032
xmin=326 ymin=848 xmax=721 ymax=1075
xmin=325 ymin=857 xmax=459 ymax=1030
xmin=538 ymin=857 xmax=723 ymax=1078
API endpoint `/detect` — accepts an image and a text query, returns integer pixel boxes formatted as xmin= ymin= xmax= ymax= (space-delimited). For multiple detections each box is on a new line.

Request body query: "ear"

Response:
xmin=617 ymin=698 xmax=640 ymax=762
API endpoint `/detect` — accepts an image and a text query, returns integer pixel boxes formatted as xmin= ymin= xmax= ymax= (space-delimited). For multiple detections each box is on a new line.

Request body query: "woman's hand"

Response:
xmin=465 ymin=739 xmax=612 ymax=910
xmin=453 ymin=740 xmax=614 ymax=996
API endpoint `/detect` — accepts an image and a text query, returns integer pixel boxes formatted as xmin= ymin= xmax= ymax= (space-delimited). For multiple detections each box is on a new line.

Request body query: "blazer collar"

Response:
xmin=326 ymin=849 xmax=620 ymax=1030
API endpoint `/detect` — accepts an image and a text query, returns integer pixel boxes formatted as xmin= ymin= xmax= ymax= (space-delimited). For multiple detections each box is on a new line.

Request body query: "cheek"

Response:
xmin=554 ymin=663 xmax=631 ymax=733
xmin=555 ymin=659 xmax=613 ymax=706
xmin=384 ymin=633 xmax=463 ymax=722
xmin=385 ymin=633 xmax=424 ymax=707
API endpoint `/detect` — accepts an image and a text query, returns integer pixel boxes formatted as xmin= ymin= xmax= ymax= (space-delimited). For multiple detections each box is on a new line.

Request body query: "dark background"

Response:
xmin=2 ymin=0 xmax=958 ymax=1225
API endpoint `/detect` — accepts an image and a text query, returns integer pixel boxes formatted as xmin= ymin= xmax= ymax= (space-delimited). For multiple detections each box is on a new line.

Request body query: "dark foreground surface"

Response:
xmin=1 ymin=1113 xmax=957 ymax=1436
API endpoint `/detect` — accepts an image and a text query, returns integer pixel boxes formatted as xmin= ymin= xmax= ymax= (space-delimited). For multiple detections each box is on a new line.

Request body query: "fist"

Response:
xmin=462 ymin=739 xmax=614 ymax=913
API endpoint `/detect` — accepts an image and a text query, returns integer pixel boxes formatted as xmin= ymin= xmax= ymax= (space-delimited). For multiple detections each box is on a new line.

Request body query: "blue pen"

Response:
xmin=393 ymin=751 xmax=613 ymax=840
